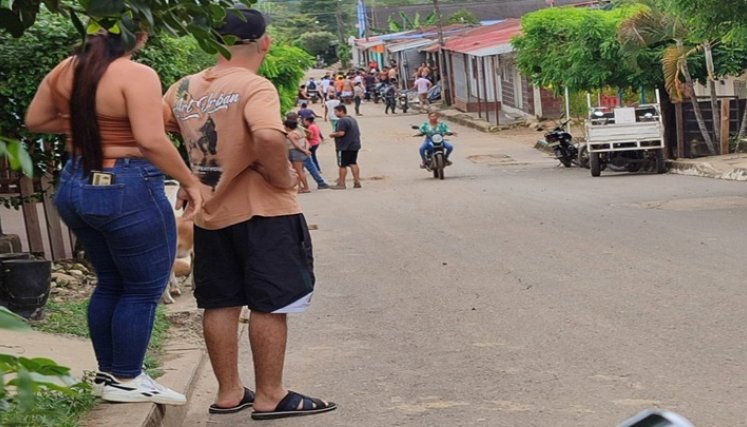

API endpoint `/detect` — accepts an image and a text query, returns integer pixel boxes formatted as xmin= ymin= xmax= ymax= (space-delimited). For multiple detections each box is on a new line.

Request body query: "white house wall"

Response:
xmin=693 ymin=73 xmax=747 ymax=98
xmin=452 ymin=54 xmax=468 ymax=102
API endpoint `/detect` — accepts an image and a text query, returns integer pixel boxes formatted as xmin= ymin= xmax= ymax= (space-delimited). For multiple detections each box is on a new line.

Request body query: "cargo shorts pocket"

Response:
xmin=79 ymin=184 xmax=125 ymax=216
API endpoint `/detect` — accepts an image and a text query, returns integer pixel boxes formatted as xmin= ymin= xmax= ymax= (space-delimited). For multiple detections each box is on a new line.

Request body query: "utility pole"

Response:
xmin=433 ymin=0 xmax=450 ymax=105
xmin=335 ymin=0 xmax=345 ymax=46
xmin=335 ymin=0 xmax=346 ymax=68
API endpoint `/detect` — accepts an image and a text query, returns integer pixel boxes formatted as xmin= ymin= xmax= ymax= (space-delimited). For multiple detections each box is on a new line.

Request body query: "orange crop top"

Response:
xmin=48 ymin=59 xmax=139 ymax=150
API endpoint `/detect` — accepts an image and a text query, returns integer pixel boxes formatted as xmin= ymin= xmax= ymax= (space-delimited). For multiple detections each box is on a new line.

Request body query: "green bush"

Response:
xmin=260 ymin=44 xmax=315 ymax=114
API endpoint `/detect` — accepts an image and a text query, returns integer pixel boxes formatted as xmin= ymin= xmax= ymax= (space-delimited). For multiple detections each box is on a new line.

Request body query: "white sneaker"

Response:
xmin=101 ymin=373 xmax=186 ymax=405
xmin=93 ymin=372 xmax=115 ymax=397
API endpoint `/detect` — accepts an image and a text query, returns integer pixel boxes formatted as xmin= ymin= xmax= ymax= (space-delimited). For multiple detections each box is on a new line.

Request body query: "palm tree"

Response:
xmin=618 ymin=3 xmax=718 ymax=155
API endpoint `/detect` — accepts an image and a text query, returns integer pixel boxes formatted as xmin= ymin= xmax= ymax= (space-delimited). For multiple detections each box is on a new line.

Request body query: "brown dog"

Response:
xmin=163 ymin=182 xmax=194 ymax=304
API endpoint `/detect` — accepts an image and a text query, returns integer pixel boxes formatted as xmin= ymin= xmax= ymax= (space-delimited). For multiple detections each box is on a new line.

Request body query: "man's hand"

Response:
xmin=175 ymin=184 xmax=203 ymax=221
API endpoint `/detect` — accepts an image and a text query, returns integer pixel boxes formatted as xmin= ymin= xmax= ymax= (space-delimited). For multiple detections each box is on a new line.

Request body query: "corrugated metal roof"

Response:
xmin=442 ymin=19 xmax=522 ymax=56
xmin=356 ymin=38 xmax=384 ymax=49
xmin=386 ymin=38 xmax=434 ymax=53
xmin=468 ymin=43 xmax=514 ymax=58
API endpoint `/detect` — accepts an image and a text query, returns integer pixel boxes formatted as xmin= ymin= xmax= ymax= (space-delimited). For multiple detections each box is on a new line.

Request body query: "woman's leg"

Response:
xmin=73 ymin=226 xmax=125 ymax=374
xmin=354 ymin=96 xmax=361 ymax=115
xmin=293 ymin=161 xmax=309 ymax=192
xmin=54 ymin=161 xmax=123 ymax=374
xmin=105 ymin=182 xmax=176 ymax=378
xmin=85 ymin=168 xmax=176 ymax=379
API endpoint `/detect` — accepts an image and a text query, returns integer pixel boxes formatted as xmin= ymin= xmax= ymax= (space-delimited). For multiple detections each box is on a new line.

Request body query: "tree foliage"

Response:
xmin=446 ymin=9 xmax=479 ymax=25
xmin=299 ymin=0 xmax=352 ymax=42
xmin=259 ymin=44 xmax=315 ymax=114
xmin=512 ymin=6 xmax=651 ymax=92
xmin=0 ymin=12 xmax=79 ymax=177
xmin=0 ymin=0 xmax=255 ymax=58
xmin=670 ymin=0 xmax=747 ymax=42
xmin=296 ymin=31 xmax=337 ymax=63
xmin=387 ymin=10 xmax=437 ymax=32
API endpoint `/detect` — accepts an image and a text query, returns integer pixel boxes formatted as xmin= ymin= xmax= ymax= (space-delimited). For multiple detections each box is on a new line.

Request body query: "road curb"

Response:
xmin=412 ymin=104 xmax=501 ymax=133
xmin=667 ymin=159 xmax=747 ymax=181
xmin=82 ymin=345 xmax=206 ymax=427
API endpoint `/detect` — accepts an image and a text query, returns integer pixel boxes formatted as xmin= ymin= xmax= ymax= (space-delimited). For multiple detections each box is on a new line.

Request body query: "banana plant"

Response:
xmin=619 ymin=3 xmax=717 ymax=154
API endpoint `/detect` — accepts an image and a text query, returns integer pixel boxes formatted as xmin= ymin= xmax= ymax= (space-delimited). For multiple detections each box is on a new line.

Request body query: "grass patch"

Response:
xmin=0 ymin=384 xmax=96 ymax=427
xmin=34 ymin=298 xmax=170 ymax=375
xmin=34 ymin=299 xmax=89 ymax=337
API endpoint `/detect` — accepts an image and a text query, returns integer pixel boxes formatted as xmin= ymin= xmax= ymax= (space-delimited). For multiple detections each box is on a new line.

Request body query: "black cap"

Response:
xmin=217 ymin=5 xmax=267 ymax=42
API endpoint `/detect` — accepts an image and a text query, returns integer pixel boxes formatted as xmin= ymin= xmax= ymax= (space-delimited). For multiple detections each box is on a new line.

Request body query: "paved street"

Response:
xmin=188 ymin=99 xmax=747 ymax=427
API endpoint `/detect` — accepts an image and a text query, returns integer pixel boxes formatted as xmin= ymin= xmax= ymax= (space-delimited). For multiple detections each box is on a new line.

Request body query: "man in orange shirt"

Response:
xmin=163 ymin=6 xmax=336 ymax=420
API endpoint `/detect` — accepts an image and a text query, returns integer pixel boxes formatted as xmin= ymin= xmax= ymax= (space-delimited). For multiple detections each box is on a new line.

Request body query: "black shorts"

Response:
xmin=193 ymin=214 xmax=314 ymax=312
xmin=337 ymin=150 xmax=359 ymax=167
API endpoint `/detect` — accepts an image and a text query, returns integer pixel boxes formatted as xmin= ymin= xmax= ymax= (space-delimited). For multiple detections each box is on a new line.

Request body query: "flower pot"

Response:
xmin=0 ymin=254 xmax=51 ymax=320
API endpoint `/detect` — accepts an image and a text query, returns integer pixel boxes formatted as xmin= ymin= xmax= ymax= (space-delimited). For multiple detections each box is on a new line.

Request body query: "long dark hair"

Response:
xmin=69 ymin=34 xmax=126 ymax=174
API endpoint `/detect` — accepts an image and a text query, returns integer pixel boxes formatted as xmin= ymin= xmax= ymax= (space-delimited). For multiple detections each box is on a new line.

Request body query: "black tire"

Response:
xmin=559 ymin=155 xmax=572 ymax=168
xmin=655 ymin=150 xmax=667 ymax=174
xmin=403 ymin=107 xmax=408 ymax=113
xmin=435 ymin=154 xmax=445 ymax=179
xmin=590 ymin=152 xmax=601 ymax=177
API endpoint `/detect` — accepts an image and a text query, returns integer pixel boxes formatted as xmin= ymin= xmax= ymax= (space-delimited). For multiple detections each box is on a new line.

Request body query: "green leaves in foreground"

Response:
xmin=0 ymin=306 xmax=31 ymax=331
xmin=0 ymin=306 xmax=93 ymax=426
xmin=0 ymin=138 xmax=33 ymax=177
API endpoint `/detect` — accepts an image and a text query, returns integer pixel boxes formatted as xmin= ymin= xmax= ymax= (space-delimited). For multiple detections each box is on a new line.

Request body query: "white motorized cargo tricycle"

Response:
xmin=585 ymin=91 xmax=667 ymax=177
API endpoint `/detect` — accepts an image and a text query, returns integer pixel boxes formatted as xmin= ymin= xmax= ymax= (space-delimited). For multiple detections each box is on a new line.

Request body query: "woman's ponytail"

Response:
xmin=69 ymin=34 xmax=125 ymax=174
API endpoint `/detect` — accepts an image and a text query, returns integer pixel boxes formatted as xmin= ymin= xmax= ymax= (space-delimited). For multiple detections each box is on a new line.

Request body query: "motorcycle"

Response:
xmin=308 ymin=90 xmax=320 ymax=104
xmin=543 ymin=118 xmax=586 ymax=168
xmin=428 ymin=83 xmax=442 ymax=103
xmin=372 ymin=82 xmax=384 ymax=104
xmin=399 ymin=90 xmax=410 ymax=113
xmin=412 ymin=125 xmax=453 ymax=180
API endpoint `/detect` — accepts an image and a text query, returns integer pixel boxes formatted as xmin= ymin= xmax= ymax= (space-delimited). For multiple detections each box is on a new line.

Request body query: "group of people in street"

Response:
xmin=25 ymin=5 xmax=337 ymax=421
xmin=290 ymin=97 xmax=363 ymax=192
xmin=302 ymin=59 xmax=436 ymax=117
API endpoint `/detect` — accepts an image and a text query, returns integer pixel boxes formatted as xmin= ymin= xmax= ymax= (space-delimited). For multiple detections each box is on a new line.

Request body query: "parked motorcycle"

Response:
xmin=412 ymin=125 xmax=453 ymax=180
xmin=399 ymin=90 xmax=410 ymax=113
xmin=543 ymin=118 xmax=587 ymax=168
xmin=428 ymin=83 xmax=442 ymax=103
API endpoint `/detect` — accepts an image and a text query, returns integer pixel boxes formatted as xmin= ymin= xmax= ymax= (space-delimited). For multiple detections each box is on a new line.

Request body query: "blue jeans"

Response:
xmin=309 ymin=145 xmax=321 ymax=172
xmin=419 ymin=139 xmax=454 ymax=162
xmin=304 ymin=156 xmax=327 ymax=187
xmin=54 ymin=158 xmax=176 ymax=378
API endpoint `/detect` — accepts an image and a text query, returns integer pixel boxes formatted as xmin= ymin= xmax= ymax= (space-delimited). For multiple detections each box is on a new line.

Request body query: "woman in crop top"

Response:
xmin=25 ymin=28 xmax=202 ymax=405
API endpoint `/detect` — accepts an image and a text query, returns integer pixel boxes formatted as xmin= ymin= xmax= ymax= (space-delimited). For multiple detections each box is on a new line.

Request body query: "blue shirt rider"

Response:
xmin=418 ymin=112 xmax=455 ymax=168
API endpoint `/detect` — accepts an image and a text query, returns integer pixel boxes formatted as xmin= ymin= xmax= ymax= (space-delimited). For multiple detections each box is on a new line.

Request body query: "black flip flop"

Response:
xmin=251 ymin=390 xmax=337 ymax=420
xmin=208 ymin=387 xmax=255 ymax=414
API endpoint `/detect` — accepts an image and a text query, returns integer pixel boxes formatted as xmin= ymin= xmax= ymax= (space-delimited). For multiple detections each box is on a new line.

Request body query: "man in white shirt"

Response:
xmin=413 ymin=76 xmax=432 ymax=108
xmin=320 ymin=75 xmax=332 ymax=101
xmin=323 ymin=93 xmax=341 ymax=130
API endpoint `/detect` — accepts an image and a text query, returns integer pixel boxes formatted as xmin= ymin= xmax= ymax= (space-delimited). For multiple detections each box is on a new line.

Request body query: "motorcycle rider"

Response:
xmin=307 ymin=77 xmax=319 ymax=101
xmin=417 ymin=112 xmax=456 ymax=168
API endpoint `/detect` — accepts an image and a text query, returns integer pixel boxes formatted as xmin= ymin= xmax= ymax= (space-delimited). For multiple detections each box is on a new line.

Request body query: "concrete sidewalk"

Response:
xmin=429 ymin=104 xmax=747 ymax=182
xmin=0 ymin=300 xmax=205 ymax=427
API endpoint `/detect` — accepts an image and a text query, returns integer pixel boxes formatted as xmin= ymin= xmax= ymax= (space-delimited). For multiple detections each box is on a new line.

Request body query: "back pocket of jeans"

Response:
xmin=79 ymin=184 xmax=125 ymax=216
